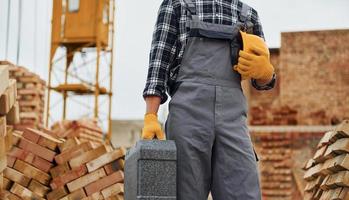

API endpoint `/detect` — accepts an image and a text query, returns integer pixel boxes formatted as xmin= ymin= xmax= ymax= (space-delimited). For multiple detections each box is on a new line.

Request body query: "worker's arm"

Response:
xmin=142 ymin=0 xmax=179 ymax=104
xmin=145 ymin=96 xmax=161 ymax=114
xmin=142 ymin=0 xmax=179 ymax=140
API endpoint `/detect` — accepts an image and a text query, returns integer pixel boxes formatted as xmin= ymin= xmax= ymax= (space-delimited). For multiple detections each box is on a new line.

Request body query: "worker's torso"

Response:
xmin=170 ymin=0 xmax=253 ymax=94
xmin=168 ymin=0 xmax=257 ymax=94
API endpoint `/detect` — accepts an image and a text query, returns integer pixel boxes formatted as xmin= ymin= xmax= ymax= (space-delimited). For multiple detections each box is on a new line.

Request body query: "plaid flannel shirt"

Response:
xmin=143 ymin=0 xmax=276 ymax=103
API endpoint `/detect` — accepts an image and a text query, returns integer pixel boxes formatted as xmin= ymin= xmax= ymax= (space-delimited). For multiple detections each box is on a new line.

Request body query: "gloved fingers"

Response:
xmin=236 ymin=66 xmax=251 ymax=76
xmin=233 ymin=64 xmax=245 ymax=71
xmin=236 ymin=63 xmax=251 ymax=72
xmin=239 ymin=50 xmax=255 ymax=61
xmin=142 ymin=129 xmax=155 ymax=140
xmin=156 ymin=130 xmax=166 ymax=140
xmin=238 ymin=57 xmax=252 ymax=68
xmin=233 ymin=65 xmax=238 ymax=71
xmin=251 ymin=45 xmax=268 ymax=57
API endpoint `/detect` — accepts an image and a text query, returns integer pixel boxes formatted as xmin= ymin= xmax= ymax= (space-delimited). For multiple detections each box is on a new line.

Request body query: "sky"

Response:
xmin=0 ymin=0 xmax=349 ymax=123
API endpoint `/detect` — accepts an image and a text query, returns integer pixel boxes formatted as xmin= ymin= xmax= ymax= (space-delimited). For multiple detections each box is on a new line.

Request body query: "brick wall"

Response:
xmin=248 ymin=29 xmax=349 ymax=125
xmin=280 ymin=30 xmax=349 ymax=125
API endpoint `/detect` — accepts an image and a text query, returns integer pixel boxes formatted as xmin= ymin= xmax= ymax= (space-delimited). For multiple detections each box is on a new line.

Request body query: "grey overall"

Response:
xmin=165 ymin=1 xmax=261 ymax=199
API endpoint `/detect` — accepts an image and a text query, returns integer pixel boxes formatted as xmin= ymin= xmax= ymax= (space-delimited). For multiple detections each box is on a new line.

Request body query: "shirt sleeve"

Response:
xmin=250 ymin=9 xmax=276 ymax=90
xmin=143 ymin=0 xmax=179 ymax=104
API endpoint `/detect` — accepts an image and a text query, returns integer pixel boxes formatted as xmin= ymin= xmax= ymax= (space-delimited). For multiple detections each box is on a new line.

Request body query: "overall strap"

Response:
xmin=183 ymin=0 xmax=199 ymax=21
xmin=239 ymin=3 xmax=249 ymax=22
xmin=238 ymin=1 xmax=254 ymax=33
xmin=183 ymin=0 xmax=196 ymax=14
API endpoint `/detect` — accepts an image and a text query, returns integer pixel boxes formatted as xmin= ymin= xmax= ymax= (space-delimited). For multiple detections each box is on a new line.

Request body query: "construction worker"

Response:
xmin=142 ymin=0 xmax=276 ymax=199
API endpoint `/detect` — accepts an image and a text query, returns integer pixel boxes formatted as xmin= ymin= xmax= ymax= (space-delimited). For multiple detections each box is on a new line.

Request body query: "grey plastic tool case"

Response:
xmin=125 ymin=140 xmax=177 ymax=200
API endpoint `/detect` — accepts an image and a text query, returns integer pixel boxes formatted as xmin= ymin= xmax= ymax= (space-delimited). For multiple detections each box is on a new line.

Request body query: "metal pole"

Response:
xmin=106 ymin=0 xmax=115 ymax=143
xmin=16 ymin=0 xmax=23 ymax=65
xmin=94 ymin=1 xmax=102 ymax=119
xmin=45 ymin=0 xmax=55 ymax=127
xmin=46 ymin=61 xmax=53 ymax=127
xmin=5 ymin=0 xmax=11 ymax=59
xmin=63 ymin=48 xmax=73 ymax=120
xmin=63 ymin=62 xmax=68 ymax=120
xmin=33 ymin=0 xmax=38 ymax=70
xmin=95 ymin=46 xmax=101 ymax=119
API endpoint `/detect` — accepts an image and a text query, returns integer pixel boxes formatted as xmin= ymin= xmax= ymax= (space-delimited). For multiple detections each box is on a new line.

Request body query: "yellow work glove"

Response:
xmin=234 ymin=45 xmax=274 ymax=80
xmin=142 ymin=113 xmax=165 ymax=140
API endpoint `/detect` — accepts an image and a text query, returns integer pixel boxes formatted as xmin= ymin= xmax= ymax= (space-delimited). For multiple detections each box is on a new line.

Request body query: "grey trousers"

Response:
xmin=166 ymin=82 xmax=261 ymax=200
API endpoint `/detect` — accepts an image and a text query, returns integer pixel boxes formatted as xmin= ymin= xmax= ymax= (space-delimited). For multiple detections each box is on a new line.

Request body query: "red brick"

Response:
xmin=10 ymin=182 xmax=45 ymax=200
xmin=4 ymin=167 xmax=31 ymax=187
xmin=2 ymin=177 xmax=12 ymax=190
xmin=7 ymin=146 xmax=35 ymax=163
xmin=27 ymin=128 xmax=62 ymax=151
xmin=69 ymin=145 xmax=110 ymax=169
xmin=66 ymin=168 xmax=106 ymax=192
xmin=84 ymin=170 xmax=124 ymax=196
xmin=87 ymin=148 xmax=126 ymax=172
xmin=50 ymin=162 xmax=70 ymax=178
xmin=22 ymin=128 xmax=40 ymax=143
xmin=100 ymin=183 xmax=124 ymax=199
xmin=13 ymin=159 xmax=51 ymax=185
xmin=60 ymin=188 xmax=86 ymax=200
xmin=58 ymin=137 xmax=80 ymax=153
xmin=32 ymin=155 xmax=54 ymax=173
xmin=7 ymin=155 xmax=16 ymax=167
xmin=47 ymin=186 xmax=69 ymax=200
xmin=18 ymin=137 xmax=56 ymax=162
xmin=1 ymin=190 xmax=22 ymax=200
xmin=104 ymin=160 xmax=124 ymax=175
xmin=28 ymin=179 xmax=51 ymax=197
xmin=54 ymin=142 xmax=93 ymax=165
xmin=50 ymin=165 xmax=88 ymax=189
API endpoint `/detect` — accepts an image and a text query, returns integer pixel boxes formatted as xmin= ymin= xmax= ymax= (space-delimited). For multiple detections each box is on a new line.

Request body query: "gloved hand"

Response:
xmin=142 ymin=113 xmax=165 ymax=140
xmin=234 ymin=45 xmax=274 ymax=80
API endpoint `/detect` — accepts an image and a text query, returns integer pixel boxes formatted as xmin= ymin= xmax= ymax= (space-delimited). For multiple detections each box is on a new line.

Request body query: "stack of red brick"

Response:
xmin=249 ymin=104 xmax=328 ymax=199
xmin=303 ymin=120 xmax=349 ymax=199
xmin=249 ymin=106 xmax=270 ymax=125
xmin=48 ymin=138 xmax=125 ymax=200
xmin=51 ymin=119 xmax=104 ymax=147
xmin=2 ymin=128 xmax=61 ymax=199
xmin=250 ymin=106 xmax=298 ymax=125
xmin=1 ymin=126 xmax=125 ymax=200
xmin=0 ymin=64 xmax=20 ymax=196
xmin=272 ymin=106 xmax=298 ymax=125
xmin=0 ymin=126 xmax=17 ymax=194
xmin=0 ymin=63 xmax=126 ymax=199
xmin=0 ymin=121 xmax=16 ymax=197
xmin=0 ymin=61 xmax=46 ymax=130
xmin=253 ymin=131 xmax=325 ymax=200
xmin=254 ymin=132 xmax=294 ymax=199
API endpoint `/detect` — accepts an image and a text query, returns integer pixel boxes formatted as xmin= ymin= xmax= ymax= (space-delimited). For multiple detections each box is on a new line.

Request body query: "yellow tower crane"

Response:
xmin=46 ymin=0 xmax=115 ymax=143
